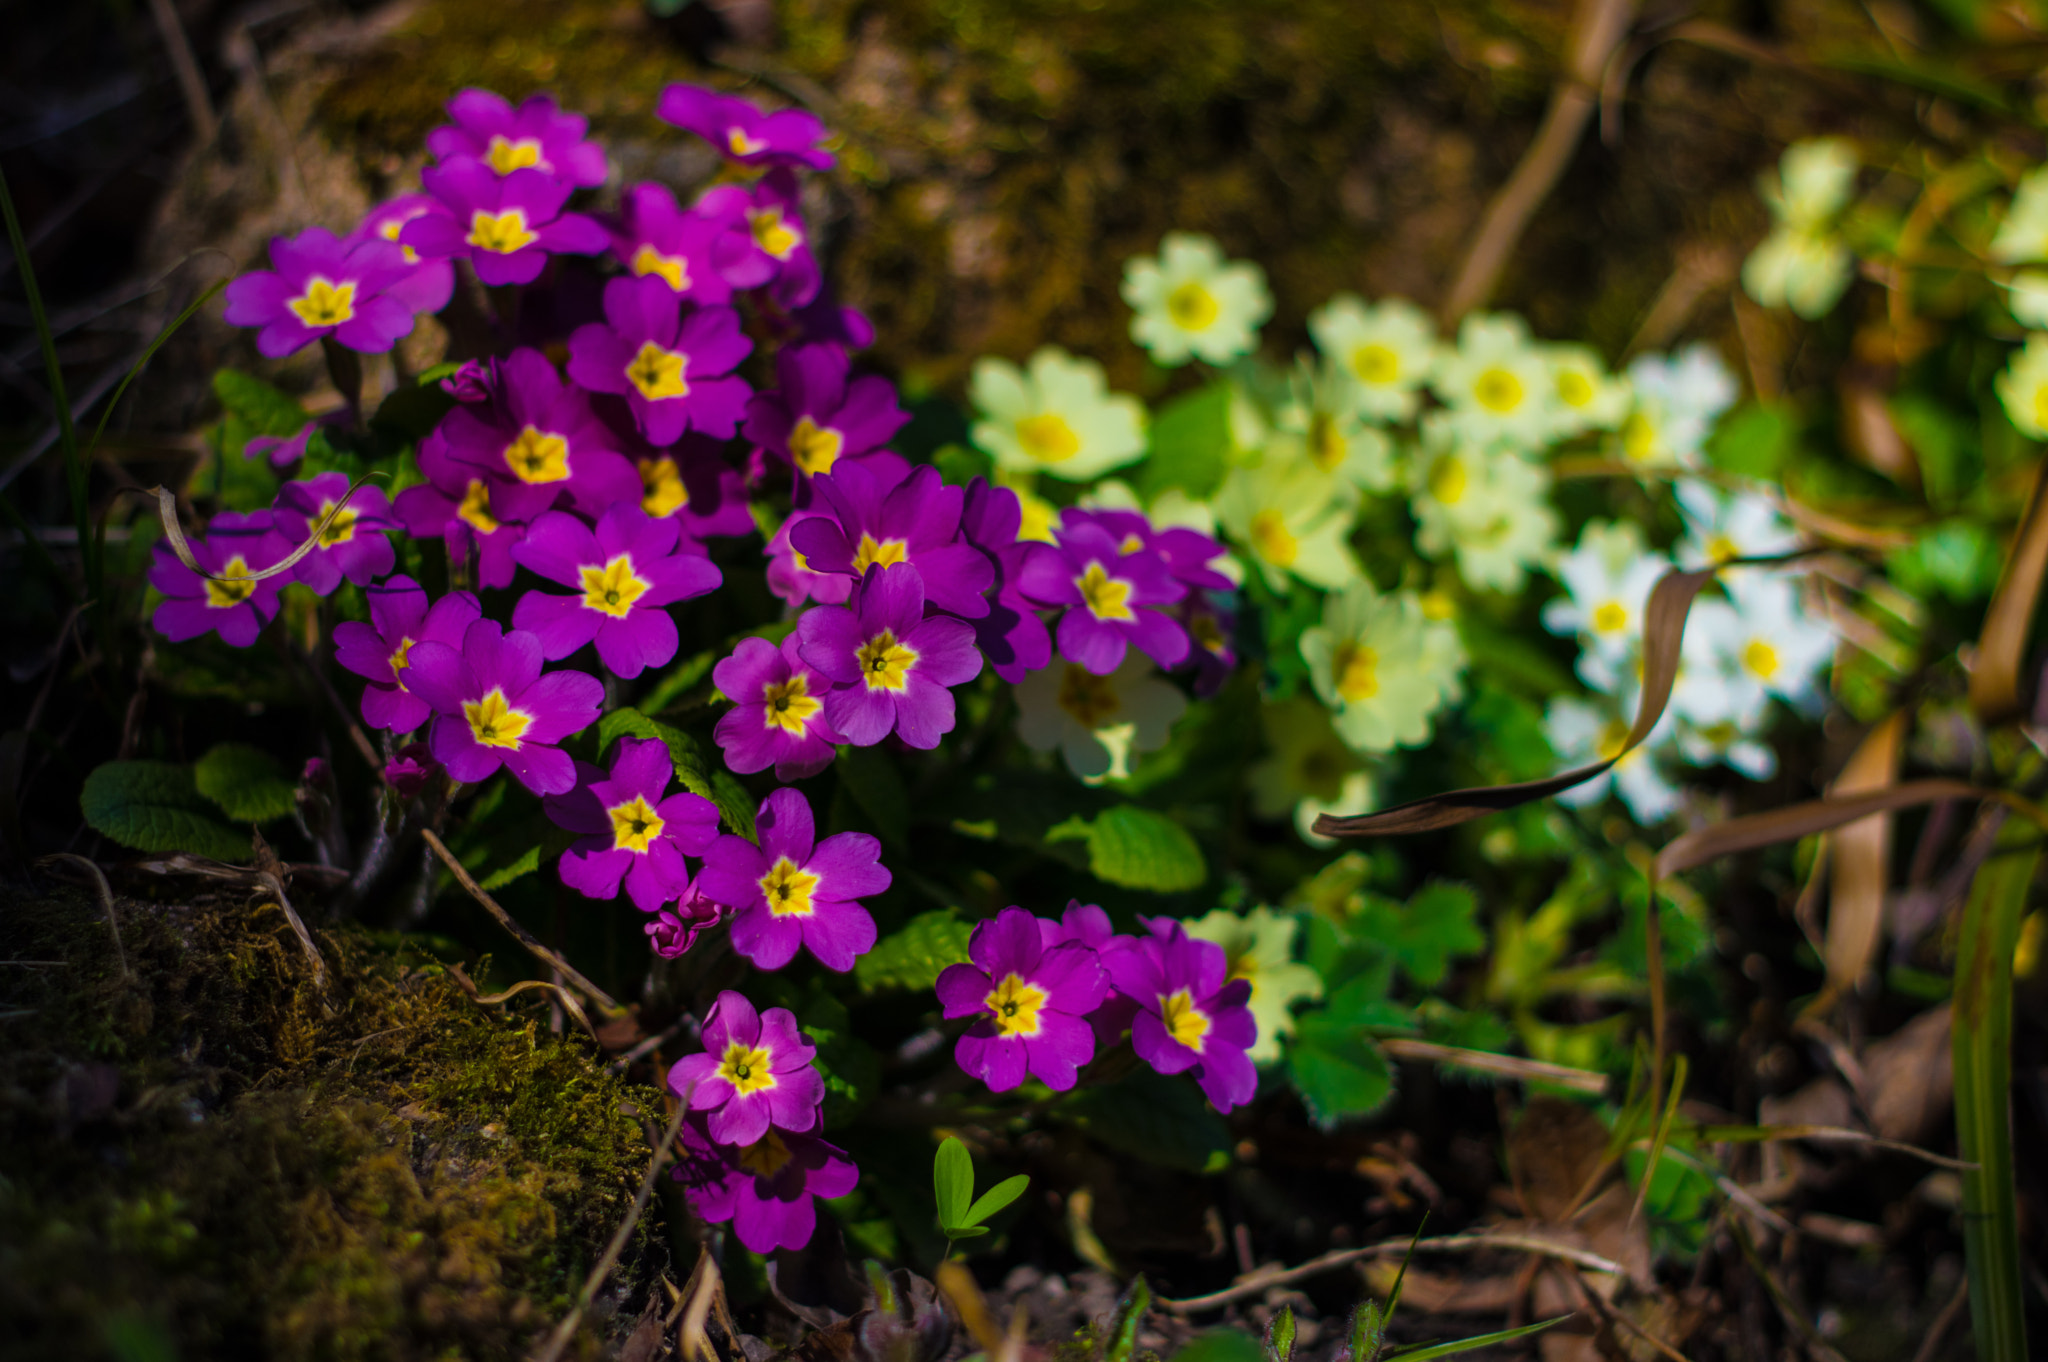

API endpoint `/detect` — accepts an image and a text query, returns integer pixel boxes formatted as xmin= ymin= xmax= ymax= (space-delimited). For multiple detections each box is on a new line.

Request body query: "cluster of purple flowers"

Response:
xmin=936 ymin=903 xmax=1257 ymax=1114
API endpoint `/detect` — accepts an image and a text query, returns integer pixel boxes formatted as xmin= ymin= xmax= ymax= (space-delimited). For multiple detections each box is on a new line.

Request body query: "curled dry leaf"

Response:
xmin=1822 ymin=711 xmax=1906 ymax=997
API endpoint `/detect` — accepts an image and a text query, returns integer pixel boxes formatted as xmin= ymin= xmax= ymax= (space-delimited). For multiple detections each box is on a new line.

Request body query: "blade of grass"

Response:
xmin=0 ymin=160 xmax=86 ymax=595
xmin=1628 ymin=1053 xmax=1688 ymax=1229
xmin=1384 ymin=1315 xmax=1570 ymax=1361
xmin=1952 ymin=819 xmax=2038 ymax=1362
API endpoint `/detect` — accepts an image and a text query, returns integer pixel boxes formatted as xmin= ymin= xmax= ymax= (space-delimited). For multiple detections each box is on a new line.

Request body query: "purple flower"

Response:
xmin=1178 ymin=592 xmax=1238 ymax=698
xmin=245 ymin=411 xmax=346 ymax=470
xmin=608 ymin=182 xmax=736 ymax=305
xmin=1062 ymin=508 xmax=1234 ymax=592
xmin=510 ymin=505 xmax=722 ymax=679
xmin=797 ymin=565 xmax=984 ymax=750
xmin=787 ymin=463 xmax=992 ymax=619
xmin=712 ymin=634 xmax=845 ymax=781
xmin=428 ymin=347 xmax=641 ymax=521
xmin=347 ymin=194 xmax=458 ymax=315
xmin=668 ymin=990 xmax=826 ymax=1145
xmin=698 ymin=786 xmax=887 ymax=972
xmin=273 ymin=472 xmax=398 ymax=594
xmin=1041 ymin=900 xmax=1141 ymax=1047
xmin=701 ymin=169 xmax=819 ymax=308
xmin=333 ymin=577 xmax=482 ymax=733
xmin=440 ymin=359 xmax=494 ymax=402
xmin=630 ymin=434 xmax=756 ymax=542
xmin=542 ymin=736 xmax=719 ymax=910
xmin=657 ymin=83 xmax=835 ymax=171
xmin=222 ymin=227 xmax=419 ymax=358
xmin=936 ymin=907 xmax=1108 ymax=1093
xmin=962 ymin=479 xmax=1056 ymax=683
xmin=401 ymin=618 xmax=603 ymax=796
xmin=148 ymin=511 xmax=292 ymax=647
xmin=404 ymin=160 xmax=607 ymax=287
xmin=1104 ymin=919 xmax=1257 ymax=1114
xmin=391 ymin=456 xmax=528 ymax=591
xmin=426 ymin=88 xmax=607 ymax=186
xmin=788 ymin=285 xmax=875 ymax=350
xmin=671 ymin=1115 xmax=857 ymax=1253
xmin=647 ymin=888 xmax=725 ymax=958
xmin=567 ymin=276 xmax=752 ymax=444
xmin=383 ymin=742 xmax=439 ymax=799
xmin=744 ymin=342 xmax=908 ymax=483
xmin=1019 ymin=521 xmax=1189 ymax=675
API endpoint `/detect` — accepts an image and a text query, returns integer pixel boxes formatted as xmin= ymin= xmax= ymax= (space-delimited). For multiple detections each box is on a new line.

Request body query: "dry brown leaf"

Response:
xmin=1969 ymin=459 xmax=2048 ymax=723
xmin=1653 ymin=779 xmax=1986 ymax=879
xmin=1359 ymin=1261 xmax=1520 ymax=1314
xmin=1858 ymin=1005 xmax=1953 ymax=1145
xmin=1512 ymin=1097 xmax=1612 ymax=1223
xmin=1823 ymin=712 xmax=1906 ymax=996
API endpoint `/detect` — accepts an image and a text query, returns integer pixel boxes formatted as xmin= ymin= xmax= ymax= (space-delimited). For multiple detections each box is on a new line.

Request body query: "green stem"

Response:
xmin=1951 ymin=816 xmax=2038 ymax=1362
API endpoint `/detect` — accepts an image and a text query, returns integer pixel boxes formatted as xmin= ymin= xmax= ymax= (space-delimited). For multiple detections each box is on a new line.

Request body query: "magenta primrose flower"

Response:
xmin=646 ymin=887 xmax=725 ymax=959
xmin=701 ymin=168 xmax=819 ymax=308
xmin=510 ymin=504 xmax=722 ymax=678
xmin=273 ymin=472 xmax=398 ymax=594
xmin=628 ymin=433 xmax=756 ymax=542
xmin=426 ymin=88 xmax=608 ymax=186
xmin=608 ymin=182 xmax=736 ymax=305
xmin=391 ymin=450 xmax=529 ymax=591
xmin=937 ymin=907 xmax=1108 ymax=1093
xmin=1019 ymin=519 xmax=1189 ymax=675
xmin=698 ymin=786 xmax=887 ymax=972
xmin=222 ymin=227 xmax=419 ymax=358
xmin=404 ymin=160 xmax=607 ymax=287
xmin=382 ymin=741 xmax=439 ymax=800
xmin=797 ymin=564 xmax=985 ymax=750
xmin=743 ymin=341 xmax=908 ymax=483
xmin=346 ymin=194 xmax=458 ymax=316
xmin=657 ymin=83 xmax=835 ymax=171
xmin=148 ymin=510 xmax=292 ymax=647
xmin=672 ymin=1114 xmax=857 ymax=1254
xmin=401 ymin=618 xmax=603 ymax=796
xmin=668 ymin=990 xmax=826 ymax=1146
xmin=429 ymin=347 xmax=641 ymax=522
xmin=1041 ymin=900 xmax=1141 ymax=1048
xmin=962 ymin=478 xmax=1057 ymax=683
xmin=568 ymin=275 xmax=753 ymax=444
xmin=542 ymin=736 xmax=719 ymax=911
xmin=1105 ymin=919 xmax=1257 ymax=1114
xmin=787 ymin=463 xmax=992 ymax=619
xmin=1063 ymin=507 xmax=1235 ymax=593
xmin=712 ymin=634 xmax=845 ymax=781
xmin=332 ymin=577 xmax=482 ymax=734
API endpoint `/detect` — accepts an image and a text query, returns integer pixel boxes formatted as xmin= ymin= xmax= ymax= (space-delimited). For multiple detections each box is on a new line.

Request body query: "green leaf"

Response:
xmin=1286 ymin=1013 xmax=1394 ymax=1126
xmin=933 ymin=1136 xmax=973 ymax=1228
xmin=1046 ymin=804 xmax=1206 ymax=892
xmin=369 ymin=374 xmax=456 ymax=441
xmin=1169 ymin=1332 xmax=1266 ymax=1362
xmin=1136 ymin=382 xmax=1234 ymax=502
xmin=479 ymin=844 xmax=540 ymax=892
xmin=212 ymin=369 xmax=309 ymax=440
xmin=1060 ymin=1069 xmax=1231 ymax=1173
xmin=640 ymin=647 xmax=718 ymax=715
xmin=855 ymin=910 xmax=972 ymax=994
xmin=1886 ymin=521 xmax=2003 ymax=602
xmin=80 ymin=761 xmax=250 ymax=862
xmin=1383 ymin=1315 xmax=1569 ymax=1361
xmin=963 ymin=1173 xmax=1029 ymax=1226
xmin=1351 ymin=883 xmax=1486 ymax=988
xmin=1703 ymin=401 xmax=1796 ymax=478
xmin=837 ymin=741 xmax=909 ymax=846
xmin=192 ymin=742 xmax=298 ymax=824
xmin=755 ymin=977 xmax=878 ymax=1128
xmin=598 ymin=707 xmax=755 ymax=838
xmin=941 ymin=1224 xmax=989 ymax=1239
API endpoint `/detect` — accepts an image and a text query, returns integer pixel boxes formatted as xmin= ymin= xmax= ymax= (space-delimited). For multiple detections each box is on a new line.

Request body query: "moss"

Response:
xmin=0 ymin=887 xmax=663 ymax=1360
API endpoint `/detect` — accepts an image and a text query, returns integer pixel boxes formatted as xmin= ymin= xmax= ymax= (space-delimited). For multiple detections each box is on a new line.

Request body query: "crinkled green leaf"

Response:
xmin=1704 ymin=400 xmax=1796 ymax=478
xmin=212 ymin=369 xmax=308 ymax=440
xmin=80 ymin=761 xmax=250 ymax=862
xmin=192 ymin=742 xmax=298 ymax=824
xmin=855 ymin=910 xmax=972 ymax=994
xmin=1060 ymin=1069 xmax=1231 ymax=1173
xmin=639 ymin=647 xmax=718 ymax=715
xmin=598 ymin=707 xmax=754 ymax=839
xmin=1046 ymin=804 xmax=1206 ymax=892
xmin=1286 ymin=1013 xmax=1395 ymax=1126
xmin=1352 ymin=882 xmax=1486 ymax=988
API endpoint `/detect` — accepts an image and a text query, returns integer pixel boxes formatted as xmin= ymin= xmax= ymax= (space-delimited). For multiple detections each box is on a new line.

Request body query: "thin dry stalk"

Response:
xmin=1159 ymin=1232 xmax=1626 ymax=1312
xmin=39 ymin=853 xmax=128 ymax=980
xmin=421 ymin=828 xmax=623 ymax=1016
xmin=144 ymin=0 xmax=217 ymax=145
xmin=445 ymin=962 xmax=598 ymax=1045
xmin=1379 ymin=1039 xmax=1607 ymax=1094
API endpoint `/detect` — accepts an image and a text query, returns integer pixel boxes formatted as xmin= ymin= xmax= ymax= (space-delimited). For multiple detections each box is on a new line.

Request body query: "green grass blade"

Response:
xmin=1952 ymin=819 xmax=2038 ymax=1362
xmin=0 ymin=160 xmax=86 ymax=595
xmin=1383 ymin=1314 xmax=1569 ymax=1360
xmin=85 ymin=275 xmax=229 ymax=464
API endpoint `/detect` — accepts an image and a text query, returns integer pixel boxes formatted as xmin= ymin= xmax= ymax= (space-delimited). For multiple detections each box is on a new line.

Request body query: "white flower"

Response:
xmin=1307 ymin=293 xmax=1437 ymax=423
xmin=1743 ymin=224 xmax=1854 ymax=319
xmin=970 ymin=346 xmax=1147 ymax=481
xmin=1430 ymin=312 xmax=1554 ymax=449
xmin=2003 ymin=270 xmax=2048 ymax=328
xmin=1541 ymin=520 xmax=1671 ymax=669
xmin=1214 ymin=448 xmax=1363 ymax=592
xmin=1673 ymin=479 xmax=1801 ymax=571
xmin=1409 ymin=422 xmax=1560 ymax=593
xmin=1693 ymin=572 xmax=1836 ymax=716
xmin=1122 ymin=232 xmax=1273 ymax=367
xmin=1541 ymin=343 xmax=1632 ymax=440
xmin=1183 ymin=906 xmax=1324 ymax=1062
xmin=1762 ymin=139 xmax=1858 ymax=229
xmin=1273 ymin=361 xmax=1399 ymax=492
xmin=1990 ymin=166 xmax=2048 ymax=265
xmin=1629 ymin=344 xmax=1738 ymax=428
xmin=1995 ymin=332 xmax=2048 ymax=439
xmin=1295 ymin=771 xmax=1375 ymax=848
xmin=1545 ymin=697 xmax=1682 ymax=824
xmin=1300 ymin=580 xmax=1461 ymax=754
xmin=1016 ymin=653 xmax=1187 ymax=781
xmin=1676 ymin=717 xmax=1777 ymax=781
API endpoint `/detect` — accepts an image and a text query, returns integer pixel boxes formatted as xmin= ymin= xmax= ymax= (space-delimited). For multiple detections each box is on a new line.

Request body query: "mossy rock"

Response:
xmin=0 ymin=885 xmax=664 ymax=1360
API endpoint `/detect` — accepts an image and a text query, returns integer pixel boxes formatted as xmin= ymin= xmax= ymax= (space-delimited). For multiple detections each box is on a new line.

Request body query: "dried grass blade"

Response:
xmin=1969 ymin=460 xmax=2048 ymax=723
xmin=146 ymin=475 xmax=381 ymax=585
xmin=1822 ymin=712 xmax=1905 ymax=997
xmin=1654 ymin=779 xmax=1990 ymax=879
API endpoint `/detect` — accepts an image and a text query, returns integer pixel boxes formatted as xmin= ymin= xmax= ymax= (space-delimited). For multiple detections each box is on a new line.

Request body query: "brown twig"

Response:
xmin=39 ymin=854 xmax=129 ymax=980
xmin=1379 ymin=1039 xmax=1609 ymax=1095
xmin=446 ymin=962 xmax=599 ymax=1045
xmin=144 ymin=0 xmax=217 ymax=145
xmin=1910 ymin=1280 xmax=1969 ymax=1362
xmin=1159 ymin=1232 xmax=1626 ymax=1312
xmin=252 ymin=829 xmax=328 ymax=991
xmin=420 ymin=829 xmax=623 ymax=1016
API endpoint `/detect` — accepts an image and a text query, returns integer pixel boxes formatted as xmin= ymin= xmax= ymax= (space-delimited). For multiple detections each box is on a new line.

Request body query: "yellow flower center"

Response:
xmin=856 ymin=629 xmax=918 ymax=691
xmin=1075 ymin=562 xmax=1135 ymax=621
xmin=1353 ymin=342 xmax=1405 ymax=386
xmin=203 ymin=555 xmax=258 ymax=609
xmin=464 ymin=688 xmax=532 ymax=750
xmin=458 ymin=479 xmax=501 ymax=533
xmin=1591 ymin=601 xmax=1628 ymax=634
xmin=484 ymin=136 xmax=544 ymax=175
xmin=1333 ymin=640 xmax=1379 ymax=703
xmin=1166 ymin=280 xmax=1220 ymax=330
xmin=853 ymin=534 xmax=909 ymax=574
xmin=1620 ymin=410 xmax=1657 ymax=462
xmin=313 ymin=500 xmax=358 ymax=547
xmin=761 ymin=674 xmax=822 ymax=735
xmin=388 ymin=636 xmax=415 ymax=688
xmin=631 ymin=244 xmax=689 ymax=292
xmin=1015 ymin=413 xmax=1081 ymax=463
xmin=1159 ymin=988 xmax=1209 ymax=1051
xmin=1556 ymin=369 xmax=1594 ymax=408
xmin=638 ymin=457 xmax=688 ymax=518
xmin=1427 ymin=455 xmax=1468 ymax=506
xmin=736 ymin=1129 xmax=792 ymax=1178
xmin=1473 ymin=366 xmax=1525 ymax=413
xmin=1595 ymin=718 xmax=1631 ymax=762
xmin=626 ymin=341 xmax=690 ymax=402
xmin=717 ymin=1040 xmax=778 ymax=1094
xmin=1189 ymin=610 xmax=1227 ymax=655
xmin=1117 ymin=533 xmax=1145 ymax=555
xmin=1420 ymin=590 xmax=1455 ymax=621
xmin=1742 ymin=638 xmax=1781 ymax=680
xmin=2034 ymin=383 xmax=2048 ymax=431
xmin=378 ymin=218 xmax=421 ymax=264
xmin=1308 ymin=411 xmax=1347 ymax=473
xmin=1056 ymin=664 xmax=1121 ymax=728
xmin=580 ymin=554 xmax=650 ymax=619
xmin=727 ymin=127 xmax=769 ymax=157
xmin=1707 ymin=534 xmax=1740 ymax=564
xmin=466 ymin=208 xmax=538 ymax=255
xmin=788 ymin=417 xmax=845 ymax=476
xmin=287 ymin=277 xmax=356 ymax=327
xmin=983 ymin=972 xmax=1049 ymax=1038
xmin=504 ymin=426 xmax=570 ymax=483
xmin=758 ymin=857 xmax=821 ymax=917
xmin=608 ymin=794 xmax=666 ymax=853
xmin=750 ymin=207 xmax=801 ymax=259
xmin=1248 ymin=509 xmax=1298 ymax=567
